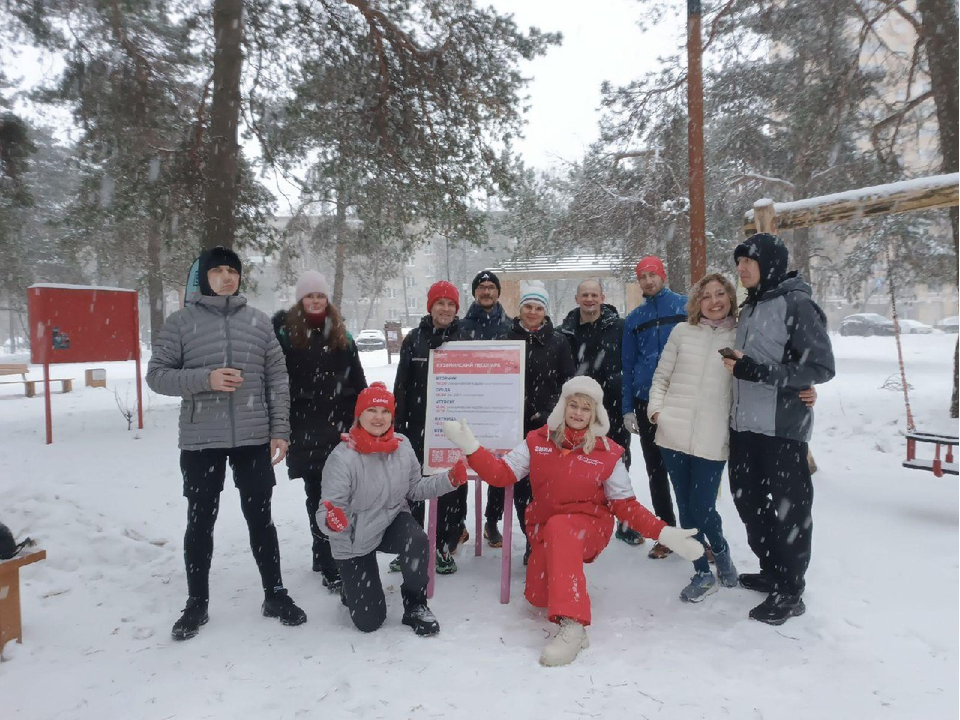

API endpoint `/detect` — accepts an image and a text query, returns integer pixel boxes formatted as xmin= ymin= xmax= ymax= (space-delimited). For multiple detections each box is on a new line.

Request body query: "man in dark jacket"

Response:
xmin=459 ymin=270 xmax=513 ymax=341
xmin=458 ymin=270 xmax=512 ymax=548
xmin=722 ymin=233 xmax=835 ymax=626
xmin=147 ymin=246 xmax=307 ymax=641
xmin=393 ymin=281 xmax=463 ymax=572
xmin=485 ymin=281 xmax=575 ymax=563
xmin=621 ymin=257 xmax=684 ymax=556
xmin=559 ymin=280 xmax=641 ymax=546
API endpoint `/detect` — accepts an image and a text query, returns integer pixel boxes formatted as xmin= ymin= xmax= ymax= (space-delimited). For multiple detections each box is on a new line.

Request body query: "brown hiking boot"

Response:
xmin=705 ymin=546 xmax=715 ymax=564
xmin=647 ymin=542 xmax=673 ymax=559
xmin=483 ymin=521 xmax=503 ymax=548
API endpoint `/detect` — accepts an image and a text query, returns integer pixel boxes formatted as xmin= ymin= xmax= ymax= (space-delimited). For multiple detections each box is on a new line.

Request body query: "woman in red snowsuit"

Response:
xmin=444 ymin=376 xmax=703 ymax=667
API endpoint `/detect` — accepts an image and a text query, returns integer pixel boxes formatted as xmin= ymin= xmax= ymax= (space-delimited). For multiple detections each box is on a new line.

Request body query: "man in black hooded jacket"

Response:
xmin=722 ymin=233 xmax=835 ymax=626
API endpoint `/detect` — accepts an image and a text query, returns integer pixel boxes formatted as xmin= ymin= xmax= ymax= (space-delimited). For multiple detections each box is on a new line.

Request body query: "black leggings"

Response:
xmin=304 ymin=472 xmax=338 ymax=580
xmin=484 ymin=477 xmax=533 ymax=536
xmin=336 ymin=513 xmax=428 ymax=632
xmin=180 ymin=445 xmax=283 ymax=600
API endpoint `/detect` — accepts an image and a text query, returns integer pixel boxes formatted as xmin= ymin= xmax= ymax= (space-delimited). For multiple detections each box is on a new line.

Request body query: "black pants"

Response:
xmin=180 ymin=445 xmax=282 ymax=601
xmin=635 ymin=400 xmax=676 ymax=527
xmin=728 ymin=430 xmax=814 ymax=596
xmin=303 ymin=471 xmax=338 ymax=581
xmin=608 ymin=420 xmax=632 ymax=470
xmin=484 ymin=477 xmax=533 ymax=536
xmin=437 ymin=483 xmax=468 ymax=553
xmin=336 ymin=513 xmax=428 ymax=632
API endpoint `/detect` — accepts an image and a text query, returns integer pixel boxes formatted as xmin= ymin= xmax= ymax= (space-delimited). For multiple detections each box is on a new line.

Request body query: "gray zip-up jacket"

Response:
xmin=146 ymin=295 xmax=290 ymax=450
xmin=731 ymin=274 xmax=835 ymax=442
xmin=317 ymin=435 xmax=457 ymax=560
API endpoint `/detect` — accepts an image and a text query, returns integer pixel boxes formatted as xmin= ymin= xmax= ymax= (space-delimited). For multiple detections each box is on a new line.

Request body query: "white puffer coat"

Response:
xmin=646 ymin=322 xmax=736 ymax=462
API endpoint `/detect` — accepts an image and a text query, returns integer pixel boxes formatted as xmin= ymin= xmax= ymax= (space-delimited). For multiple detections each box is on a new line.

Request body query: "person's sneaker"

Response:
xmin=615 ymin=522 xmax=646 ymax=546
xmin=171 ymin=597 xmax=208 ymax=641
xmin=739 ymin=572 xmax=778 ymax=593
xmin=539 ymin=617 xmax=590 ymax=667
xmin=749 ymin=592 xmax=806 ymax=625
xmin=680 ymin=571 xmax=718 ymax=603
xmin=435 ymin=550 xmax=458 ymax=575
xmin=713 ymin=549 xmax=739 ymax=588
xmin=483 ymin=521 xmax=503 ymax=548
xmin=388 ymin=556 xmax=402 ymax=573
xmin=523 ymin=541 xmax=532 ymax=566
xmin=262 ymin=589 xmax=307 ymax=626
xmin=321 ymin=574 xmax=343 ymax=593
xmin=647 ymin=542 xmax=673 ymax=559
xmin=402 ymin=604 xmax=440 ymax=636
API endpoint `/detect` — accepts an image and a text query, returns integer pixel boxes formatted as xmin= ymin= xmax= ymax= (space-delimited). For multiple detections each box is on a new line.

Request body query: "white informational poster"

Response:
xmin=423 ymin=340 xmax=526 ymax=474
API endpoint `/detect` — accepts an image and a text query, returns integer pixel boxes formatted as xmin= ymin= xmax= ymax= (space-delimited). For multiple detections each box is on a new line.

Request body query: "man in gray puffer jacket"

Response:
xmin=722 ymin=233 xmax=835 ymax=627
xmin=147 ymin=246 xmax=306 ymax=640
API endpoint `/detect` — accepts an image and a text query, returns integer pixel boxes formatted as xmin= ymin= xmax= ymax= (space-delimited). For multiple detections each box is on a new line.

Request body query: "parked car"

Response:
xmin=935 ymin=316 xmax=959 ymax=334
xmin=838 ymin=313 xmax=895 ymax=336
xmin=355 ymin=329 xmax=387 ymax=351
xmin=896 ymin=319 xmax=934 ymax=334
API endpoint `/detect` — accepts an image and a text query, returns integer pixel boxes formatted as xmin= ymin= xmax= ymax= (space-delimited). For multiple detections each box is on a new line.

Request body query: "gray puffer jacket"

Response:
xmin=317 ymin=435 xmax=457 ymax=560
xmin=146 ymin=295 xmax=290 ymax=450
xmin=731 ymin=274 xmax=835 ymax=442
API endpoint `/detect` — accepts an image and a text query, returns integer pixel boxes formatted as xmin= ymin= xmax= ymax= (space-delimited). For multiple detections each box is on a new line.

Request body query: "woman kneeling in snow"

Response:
xmin=318 ymin=382 xmax=467 ymax=636
xmin=443 ymin=376 xmax=703 ymax=667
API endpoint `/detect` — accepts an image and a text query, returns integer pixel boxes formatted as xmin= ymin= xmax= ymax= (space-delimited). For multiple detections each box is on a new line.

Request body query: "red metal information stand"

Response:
xmin=27 ymin=284 xmax=143 ymax=444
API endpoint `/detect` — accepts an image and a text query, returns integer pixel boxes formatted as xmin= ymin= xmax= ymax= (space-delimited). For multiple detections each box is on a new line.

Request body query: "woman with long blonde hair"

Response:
xmin=444 ymin=376 xmax=703 ymax=667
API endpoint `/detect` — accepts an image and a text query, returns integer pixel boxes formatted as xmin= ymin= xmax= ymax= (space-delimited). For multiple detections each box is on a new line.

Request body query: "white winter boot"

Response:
xmin=539 ymin=617 xmax=589 ymax=667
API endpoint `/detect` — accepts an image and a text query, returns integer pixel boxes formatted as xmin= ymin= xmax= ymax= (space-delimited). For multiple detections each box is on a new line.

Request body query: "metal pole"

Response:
xmin=687 ymin=0 xmax=707 ymax=285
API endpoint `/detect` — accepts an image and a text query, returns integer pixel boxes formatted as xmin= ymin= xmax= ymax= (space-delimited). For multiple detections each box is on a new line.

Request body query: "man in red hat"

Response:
xmin=393 ymin=280 xmax=465 ymax=572
xmin=621 ymin=256 xmax=687 ymax=557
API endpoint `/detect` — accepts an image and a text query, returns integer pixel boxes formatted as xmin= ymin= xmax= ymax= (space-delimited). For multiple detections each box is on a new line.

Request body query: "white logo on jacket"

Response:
xmin=576 ymin=456 xmax=603 ymax=467
xmin=533 ymin=445 xmax=553 ymax=455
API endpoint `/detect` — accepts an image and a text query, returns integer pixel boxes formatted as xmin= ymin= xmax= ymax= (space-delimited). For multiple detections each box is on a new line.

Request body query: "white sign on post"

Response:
xmin=423 ymin=340 xmax=526 ymax=473
xmin=422 ymin=339 xmax=526 ymax=604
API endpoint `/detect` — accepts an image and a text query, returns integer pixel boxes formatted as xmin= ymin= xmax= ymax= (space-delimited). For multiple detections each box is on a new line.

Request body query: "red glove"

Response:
xmin=449 ymin=458 xmax=468 ymax=487
xmin=323 ymin=500 xmax=349 ymax=532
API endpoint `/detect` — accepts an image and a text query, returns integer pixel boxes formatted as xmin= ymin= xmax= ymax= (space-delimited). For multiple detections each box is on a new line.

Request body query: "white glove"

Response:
xmin=657 ymin=526 xmax=704 ymax=562
xmin=443 ymin=419 xmax=480 ymax=455
xmin=623 ymin=412 xmax=640 ymax=435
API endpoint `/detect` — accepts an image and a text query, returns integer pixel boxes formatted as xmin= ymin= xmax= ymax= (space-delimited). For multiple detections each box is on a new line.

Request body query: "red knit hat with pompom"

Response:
xmin=355 ymin=382 xmax=395 ymax=418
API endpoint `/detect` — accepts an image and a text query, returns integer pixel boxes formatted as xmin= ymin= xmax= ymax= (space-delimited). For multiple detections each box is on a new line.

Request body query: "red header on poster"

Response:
xmin=432 ymin=349 xmax=520 ymax=375
xmin=28 ymin=284 xmax=140 ymax=365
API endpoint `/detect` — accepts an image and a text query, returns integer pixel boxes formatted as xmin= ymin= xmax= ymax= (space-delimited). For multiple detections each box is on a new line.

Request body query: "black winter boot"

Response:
xmin=402 ymin=604 xmax=440 ymax=636
xmin=321 ymin=574 xmax=343 ymax=593
xmin=171 ymin=597 xmax=209 ymax=641
xmin=262 ymin=588 xmax=307 ymax=626
xmin=749 ymin=592 xmax=806 ymax=625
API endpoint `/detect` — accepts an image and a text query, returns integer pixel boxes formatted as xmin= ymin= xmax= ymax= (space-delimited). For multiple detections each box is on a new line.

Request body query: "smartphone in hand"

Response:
xmin=718 ymin=347 xmax=739 ymax=360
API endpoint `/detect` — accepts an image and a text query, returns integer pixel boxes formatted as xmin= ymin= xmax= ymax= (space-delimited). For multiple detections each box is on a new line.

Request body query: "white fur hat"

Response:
xmin=296 ymin=270 xmax=331 ymax=302
xmin=546 ymin=376 xmax=610 ymax=437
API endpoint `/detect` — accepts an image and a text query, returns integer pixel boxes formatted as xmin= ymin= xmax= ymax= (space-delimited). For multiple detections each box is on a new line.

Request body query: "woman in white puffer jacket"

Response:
xmin=647 ymin=273 xmax=740 ymax=603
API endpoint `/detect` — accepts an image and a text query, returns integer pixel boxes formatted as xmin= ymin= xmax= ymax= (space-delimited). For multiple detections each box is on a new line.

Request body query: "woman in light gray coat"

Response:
xmin=319 ymin=382 xmax=466 ymax=636
xmin=147 ymin=246 xmax=305 ymax=641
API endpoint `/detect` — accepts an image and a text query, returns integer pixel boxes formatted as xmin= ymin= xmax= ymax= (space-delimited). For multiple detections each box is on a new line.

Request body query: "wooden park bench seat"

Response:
xmin=0 ymin=549 xmax=46 ymax=646
xmin=0 ymin=364 xmax=73 ymax=397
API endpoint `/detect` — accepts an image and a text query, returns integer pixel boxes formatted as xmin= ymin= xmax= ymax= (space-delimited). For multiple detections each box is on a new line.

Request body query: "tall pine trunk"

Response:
xmin=203 ymin=0 xmax=243 ymax=251
xmin=332 ymin=199 xmax=348 ymax=307
xmin=915 ymin=0 xmax=959 ymax=417
xmin=147 ymin=225 xmax=164 ymax=347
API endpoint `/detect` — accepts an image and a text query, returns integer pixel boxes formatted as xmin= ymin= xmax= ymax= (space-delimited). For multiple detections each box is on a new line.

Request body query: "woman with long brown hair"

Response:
xmin=272 ymin=271 xmax=367 ymax=592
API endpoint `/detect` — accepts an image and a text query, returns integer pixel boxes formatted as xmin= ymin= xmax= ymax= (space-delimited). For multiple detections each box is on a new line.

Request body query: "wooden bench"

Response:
xmin=0 ymin=549 xmax=46 ymax=646
xmin=0 ymin=365 xmax=73 ymax=397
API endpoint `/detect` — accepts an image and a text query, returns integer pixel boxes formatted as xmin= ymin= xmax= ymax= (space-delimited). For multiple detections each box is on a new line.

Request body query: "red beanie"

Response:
xmin=635 ymin=256 xmax=666 ymax=281
xmin=355 ymin=381 xmax=396 ymax=417
xmin=427 ymin=281 xmax=460 ymax=312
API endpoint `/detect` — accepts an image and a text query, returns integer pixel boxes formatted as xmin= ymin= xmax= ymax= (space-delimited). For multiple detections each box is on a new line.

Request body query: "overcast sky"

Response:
xmin=484 ymin=0 xmax=684 ymax=170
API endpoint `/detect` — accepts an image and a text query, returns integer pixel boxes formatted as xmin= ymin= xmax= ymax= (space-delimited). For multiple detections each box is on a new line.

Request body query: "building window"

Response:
xmin=405 ymin=256 xmax=416 ymax=267
xmin=405 ymin=276 xmax=416 ymax=288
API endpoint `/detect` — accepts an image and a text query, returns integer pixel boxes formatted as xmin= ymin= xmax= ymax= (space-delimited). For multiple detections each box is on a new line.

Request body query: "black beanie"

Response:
xmin=472 ymin=270 xmax=501 ymax=295
xmin=198 ymin=246 xmax=243 ymax=296
xmin=733 ymin=233 xmax=788 ymax=294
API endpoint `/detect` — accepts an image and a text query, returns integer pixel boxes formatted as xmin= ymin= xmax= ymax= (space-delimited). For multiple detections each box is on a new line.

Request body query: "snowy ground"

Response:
xmin=1 ymin=335 xmax=957 ymax=720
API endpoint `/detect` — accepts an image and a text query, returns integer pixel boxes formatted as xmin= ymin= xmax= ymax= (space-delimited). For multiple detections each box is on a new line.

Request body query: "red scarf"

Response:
xmin=348 ymin=425 xmax=400 ymax=454
xmin=561 ymin=426 xmax=588 ymax=450
xmin=305 ymin=310 xmax=327 ymax=329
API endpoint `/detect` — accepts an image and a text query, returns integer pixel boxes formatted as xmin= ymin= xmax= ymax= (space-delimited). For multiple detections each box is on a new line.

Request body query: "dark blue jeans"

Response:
xmin=661 ymin=448 xmax=727 ymax=574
